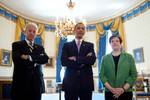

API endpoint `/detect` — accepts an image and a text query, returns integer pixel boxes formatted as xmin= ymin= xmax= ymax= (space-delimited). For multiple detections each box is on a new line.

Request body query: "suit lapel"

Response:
xmin=33 ymin=44 xmax=37 ymax=48
xmin=72 ymin=40 xmax=78 ymax=55
xmin=71 ymin=40 xmax=86 ymax=55
xmin=32 ymin=44 xmax=39 ymax=53
xmin=22 ymin=40 xmax=32 ymax=54
xmin=79 ymin=41 xmax=86 ymax=54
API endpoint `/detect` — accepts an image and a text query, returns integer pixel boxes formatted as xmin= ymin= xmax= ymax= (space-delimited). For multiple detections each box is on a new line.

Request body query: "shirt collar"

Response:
xmin=75 ymin=38 xmax=83 ymax=44
xmin=25 ymin=38 xmax=34 ymax=46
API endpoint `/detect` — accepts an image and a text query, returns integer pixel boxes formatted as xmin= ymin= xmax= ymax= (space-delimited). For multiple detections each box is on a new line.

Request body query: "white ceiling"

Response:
xmin=0 ymin=0 xmax=144 ymax=24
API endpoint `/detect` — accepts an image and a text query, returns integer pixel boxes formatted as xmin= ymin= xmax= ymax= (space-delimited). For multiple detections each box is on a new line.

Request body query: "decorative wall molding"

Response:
xmin=0 ymin=7 xmax=17 ymax=22
xmin=122 ymin=0 xmax=150 ymax=22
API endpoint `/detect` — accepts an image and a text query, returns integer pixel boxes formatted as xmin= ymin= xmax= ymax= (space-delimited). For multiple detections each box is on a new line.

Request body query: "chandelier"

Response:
xmin=55 ymin=0 xmax=76 ymax=37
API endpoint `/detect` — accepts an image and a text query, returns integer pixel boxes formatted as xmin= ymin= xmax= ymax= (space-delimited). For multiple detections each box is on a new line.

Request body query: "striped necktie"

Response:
xmin=28 ymin=42 xmax=34 ymax=52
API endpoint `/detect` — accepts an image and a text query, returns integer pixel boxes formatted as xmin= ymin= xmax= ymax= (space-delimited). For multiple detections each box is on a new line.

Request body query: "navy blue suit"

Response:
xmin=61 ymin=40 xmax=96 ymax=100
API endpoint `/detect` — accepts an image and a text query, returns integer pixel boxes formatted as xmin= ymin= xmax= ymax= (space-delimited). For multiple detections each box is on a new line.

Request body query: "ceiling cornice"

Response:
xmin=0 ymin=0 xmax=146 ymax=25
xmin=87 ymin=0 xmax=146 ymax=25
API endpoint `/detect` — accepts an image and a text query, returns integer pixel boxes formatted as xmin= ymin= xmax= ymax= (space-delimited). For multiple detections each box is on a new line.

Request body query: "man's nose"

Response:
xmin=30 ymin=32 xmax=35 ymax=35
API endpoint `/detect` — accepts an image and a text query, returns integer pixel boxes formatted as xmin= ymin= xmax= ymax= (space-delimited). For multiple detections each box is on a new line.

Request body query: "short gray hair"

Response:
xmin=25 ymin=22 xmax=38 ymax=32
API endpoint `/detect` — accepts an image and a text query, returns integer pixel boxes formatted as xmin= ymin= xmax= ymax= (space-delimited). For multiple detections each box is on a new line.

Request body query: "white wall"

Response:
xmin=44 ymin=31 xmax=56 ymax=78
xmin=0 ymin=17 xmax=16 ymax=49
xmin=0 ymin=16 xmax=16 ymax=77
xmin=44 ymin=31 xmax=56 ymax=57
xmin=124 ymin=10 xmax=150 ymax=74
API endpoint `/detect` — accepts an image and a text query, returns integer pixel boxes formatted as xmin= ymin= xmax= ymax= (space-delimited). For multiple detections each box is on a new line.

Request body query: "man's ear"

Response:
xmin=23 ymin=30 xmax=27 ymax=35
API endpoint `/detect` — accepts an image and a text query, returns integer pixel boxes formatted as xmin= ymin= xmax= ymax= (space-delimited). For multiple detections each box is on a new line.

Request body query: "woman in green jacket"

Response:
xmin=100 ymin=35 xmax=137 ymax=100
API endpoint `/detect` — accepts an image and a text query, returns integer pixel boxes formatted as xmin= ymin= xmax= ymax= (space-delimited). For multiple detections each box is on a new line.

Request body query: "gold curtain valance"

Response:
xmin=96 ymin=16 xmax=126 ymax=53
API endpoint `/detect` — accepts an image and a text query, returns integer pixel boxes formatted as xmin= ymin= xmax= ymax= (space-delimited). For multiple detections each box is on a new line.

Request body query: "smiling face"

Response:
xmin=25 ymin=23 xmax=37 ymax=42
xmin=74 ymin=23 xmax=85 ymax=39
xmin=109 ymin=36 xmax=122 ymax=51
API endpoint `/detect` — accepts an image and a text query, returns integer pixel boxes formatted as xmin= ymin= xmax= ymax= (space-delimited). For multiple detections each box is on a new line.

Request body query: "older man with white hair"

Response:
xmin=11 ymin=23 xmax=49 ymax=100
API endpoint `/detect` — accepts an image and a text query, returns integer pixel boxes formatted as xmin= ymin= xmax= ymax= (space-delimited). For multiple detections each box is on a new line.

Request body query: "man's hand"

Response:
xmin=21 ymin=54 xmax=29 ymax=60
xmin=68 ymin=56 xmax=76 ymax=61
xmin=86 ymin=52 xmax=92 ymax=57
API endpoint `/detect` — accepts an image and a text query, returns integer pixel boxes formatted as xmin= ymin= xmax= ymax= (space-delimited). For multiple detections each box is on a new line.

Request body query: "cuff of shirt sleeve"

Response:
xmin=28 ymin=55 xmax=33 ymax=61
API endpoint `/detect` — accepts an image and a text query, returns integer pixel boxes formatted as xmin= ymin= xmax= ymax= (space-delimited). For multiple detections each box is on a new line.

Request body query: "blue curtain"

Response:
xmin=34 ymin=36 xmax=42 ymax=45
xmin=56 ymin=37 xmax=67 ymax=83
xmin=20 ymin=32 xmax=26 ymax=40
xmin=98 ymin=33 xmax=107 ymax=90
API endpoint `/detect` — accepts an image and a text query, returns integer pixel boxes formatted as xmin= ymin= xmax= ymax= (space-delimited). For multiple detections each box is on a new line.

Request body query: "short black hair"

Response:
xmin=109 ymin=35 xmax=122 ymax=44
xmin=74 ymin=22 xmax=85 ymax=29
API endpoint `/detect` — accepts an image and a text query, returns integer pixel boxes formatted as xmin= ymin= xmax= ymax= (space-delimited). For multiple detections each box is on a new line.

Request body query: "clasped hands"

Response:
xmin=68 ymin=52 xmax=92 ymax=61
xmin=110 ymin=87 xmax=125 ymax=99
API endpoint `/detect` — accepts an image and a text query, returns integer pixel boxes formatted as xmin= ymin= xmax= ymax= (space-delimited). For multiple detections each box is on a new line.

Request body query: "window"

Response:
xmin=106 ymin=30 xmax=112 ymax=54
xmin=67 ymin=35 xmax=75 ymax=42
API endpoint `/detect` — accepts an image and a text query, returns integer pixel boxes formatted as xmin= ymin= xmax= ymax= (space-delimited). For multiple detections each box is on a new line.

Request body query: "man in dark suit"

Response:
xmin=11 ymin=23 xmax=49 ymax=100
xmin=61 ymin=22 xmax=96 ymax=100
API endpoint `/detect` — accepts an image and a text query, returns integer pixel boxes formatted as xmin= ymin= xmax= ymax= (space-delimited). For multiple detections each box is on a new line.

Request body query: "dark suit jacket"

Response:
xmin=11 ymin=40 xmax=49 ymax=99
xmin=61 ymin=40 xmax=96 ymax=92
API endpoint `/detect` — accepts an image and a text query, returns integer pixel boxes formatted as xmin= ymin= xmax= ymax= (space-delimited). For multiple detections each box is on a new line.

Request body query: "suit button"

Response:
xmin=77 ymin=70 xmax=81 ymax=77
xmin=77 ymin=70 xmax=80 ymax=73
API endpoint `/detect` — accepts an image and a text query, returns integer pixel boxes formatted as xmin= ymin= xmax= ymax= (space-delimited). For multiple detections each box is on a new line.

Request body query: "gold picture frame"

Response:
xmin=46 ymin=57 xmax=54 ymax=67
xmin=133 ymin=47 xmax=144 ymax=63
xmin=0 ymin=49 xmax=12 ymax=66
